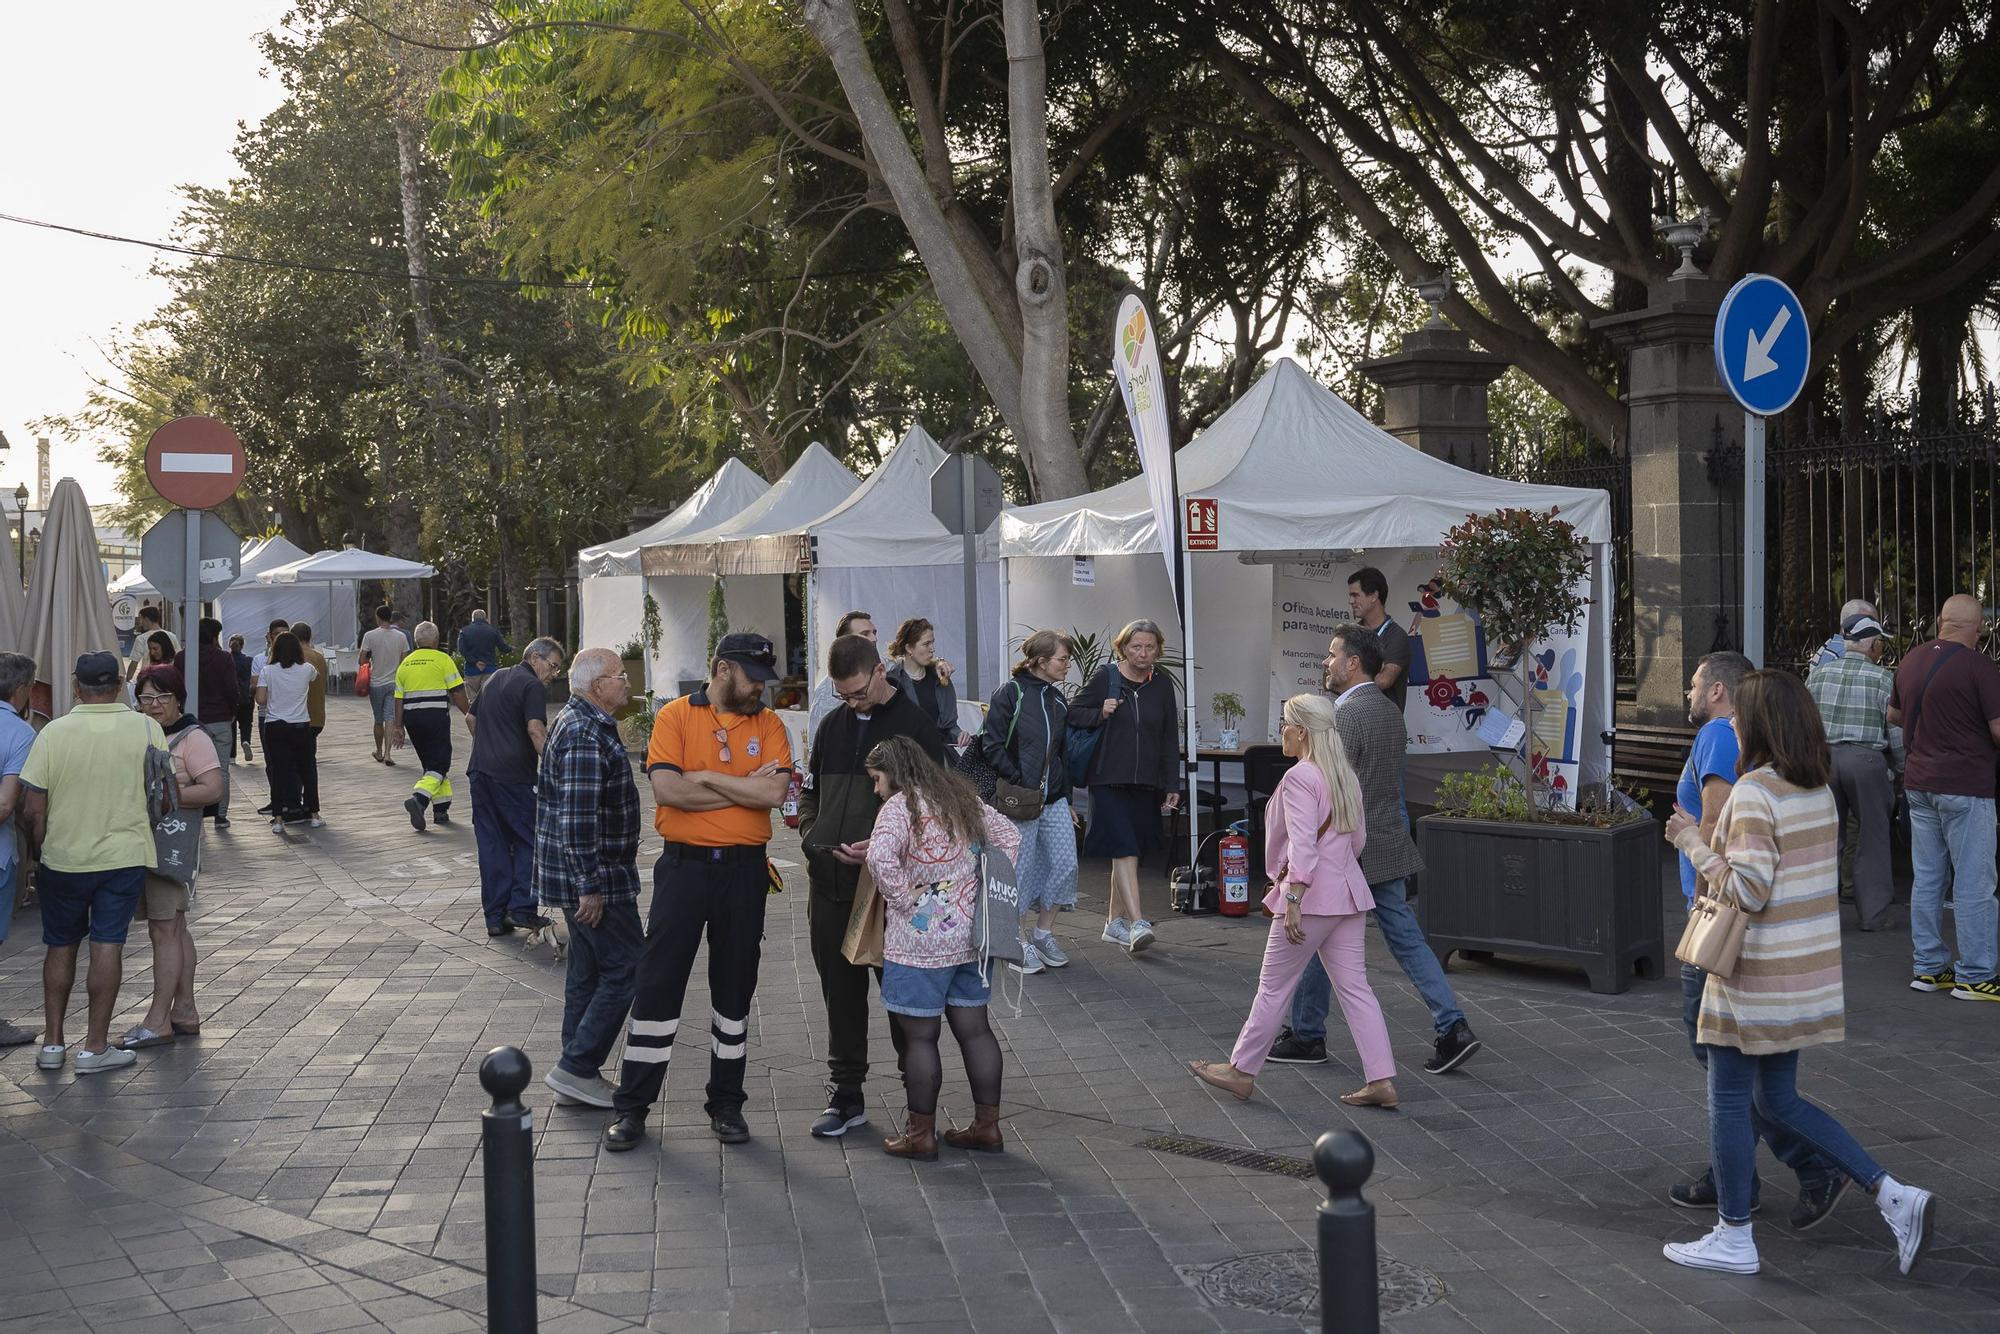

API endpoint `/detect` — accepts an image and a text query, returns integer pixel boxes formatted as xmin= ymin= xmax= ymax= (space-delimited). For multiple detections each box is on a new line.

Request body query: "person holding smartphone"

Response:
xmin=798 ymin=633 xmax=946 ymax=1142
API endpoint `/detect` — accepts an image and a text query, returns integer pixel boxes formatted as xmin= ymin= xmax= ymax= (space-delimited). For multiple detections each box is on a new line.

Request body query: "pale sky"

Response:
xmin=0 ymin=4 xmax=288 ymax=513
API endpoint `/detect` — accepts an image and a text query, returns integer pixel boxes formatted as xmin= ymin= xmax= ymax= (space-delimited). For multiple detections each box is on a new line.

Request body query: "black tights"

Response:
xmin=891 ymin=1006 xmax=1002 ymax=1115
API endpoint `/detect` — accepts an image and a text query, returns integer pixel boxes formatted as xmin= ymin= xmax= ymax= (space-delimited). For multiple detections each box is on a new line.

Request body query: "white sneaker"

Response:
xmin=36 ymin=1043 xmax=64 ymax=1070
xmin=308 ymin=816 xmax=326 ymax=829
xmin=270 ymin=819 xmax=286 ymax=834
xmin=1663 ymin=1222 xmax=1759 ymax=1274
xmin=74 ymin=1047 xmax=138 ymax=1076
xmin=1102 ymin=917 xmax=1131 ymax=946
xmin=1876 ymin=1176 xmax=1936 ymax=1275
xmin=1013 ymin=939 xmax=1045 ymax=974
xmin=1031 ymin=930 xmax=1069 ymax=967
xmin=1128 ymin=919 xmax=1156 ymax=953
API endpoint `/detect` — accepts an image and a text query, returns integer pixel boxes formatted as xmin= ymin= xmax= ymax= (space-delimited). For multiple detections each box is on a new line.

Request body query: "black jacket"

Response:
xmin=798 ymin=688 xmax=943 ymax=901
xmin=976 ymin=670 xmax=1071 ymax=803
xmin=1068 ymin=663 xmax=1178 ymax=791
xmin=886 ymin=660 xmax=959 ymax=747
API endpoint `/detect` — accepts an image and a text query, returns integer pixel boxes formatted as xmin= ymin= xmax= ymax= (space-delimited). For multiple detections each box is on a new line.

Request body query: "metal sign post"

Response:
xmin=929 ymin=453 xmax=1004 ymax=703
xmin=143 ymin=418 xmax=249 ymax=716
xmin=1714 ymin=275 xmax=1809 ymax=667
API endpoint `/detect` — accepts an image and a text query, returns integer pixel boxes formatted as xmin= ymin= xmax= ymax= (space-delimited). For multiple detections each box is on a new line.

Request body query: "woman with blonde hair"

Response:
xmin=886 ymin=617 xmax=963 ymax=748
xmin=1188 ymin=693 xmax=1396 ymax=1107
xmin=974 ymin=629 xmax=1078 ymax=974
xmin=1068 ymin=618 xmax=1180 ymax=951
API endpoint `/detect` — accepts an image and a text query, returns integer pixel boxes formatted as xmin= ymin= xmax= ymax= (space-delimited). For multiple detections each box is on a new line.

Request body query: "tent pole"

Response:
xmin=1181 ymin=537 xmax=1198 ymax=879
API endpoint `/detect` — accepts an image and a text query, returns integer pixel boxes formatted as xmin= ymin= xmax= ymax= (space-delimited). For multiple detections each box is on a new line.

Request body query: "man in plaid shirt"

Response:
xmin=1807 ymin=613 xmax=1896 ymax=931
xmin=534 ymin=647 xmax=642 ymax=1108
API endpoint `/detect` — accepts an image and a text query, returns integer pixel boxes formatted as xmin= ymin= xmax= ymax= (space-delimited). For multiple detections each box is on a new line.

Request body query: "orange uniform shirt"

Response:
xmin=645 ymin=689 xmax=794 ymax=847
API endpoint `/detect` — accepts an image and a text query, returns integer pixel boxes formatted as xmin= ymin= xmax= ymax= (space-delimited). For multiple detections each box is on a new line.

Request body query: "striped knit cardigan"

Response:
xmin=1672 ymin=766 xmax=1846 ymax=1055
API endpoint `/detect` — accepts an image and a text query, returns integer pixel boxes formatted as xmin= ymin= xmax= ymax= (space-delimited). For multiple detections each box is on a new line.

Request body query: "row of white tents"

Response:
xmin=111 ymin=538 xmax=435 ymax=651
xmin=579 ymin=357 xmax=1615 ymax=785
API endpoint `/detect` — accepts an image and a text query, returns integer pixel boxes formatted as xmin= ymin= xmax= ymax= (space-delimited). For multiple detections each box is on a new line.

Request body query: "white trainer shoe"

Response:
xmin=1663 ymin=1222 xmax=1759 ymax=1274
xmin=1876 ymin=1176 xmax=1936 ymax=1275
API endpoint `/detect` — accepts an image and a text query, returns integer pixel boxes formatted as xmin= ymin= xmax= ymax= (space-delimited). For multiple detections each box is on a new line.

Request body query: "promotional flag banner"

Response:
xmin=1112 ymin=291 xmax=1180 ymax=609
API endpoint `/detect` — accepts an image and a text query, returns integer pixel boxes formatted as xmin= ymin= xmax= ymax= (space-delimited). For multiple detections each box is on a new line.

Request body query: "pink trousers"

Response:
xmin=1229 ymin=913 xmax=1395 ymax=1082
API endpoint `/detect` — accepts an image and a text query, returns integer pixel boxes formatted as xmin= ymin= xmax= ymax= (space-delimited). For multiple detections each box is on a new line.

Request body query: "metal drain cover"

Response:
xmin=1180 ymin=1247 xmax=1445 ymax=1320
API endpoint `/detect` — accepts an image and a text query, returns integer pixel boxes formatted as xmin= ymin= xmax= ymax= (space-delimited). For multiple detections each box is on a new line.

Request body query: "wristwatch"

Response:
xmin=1284 ymin=891 xmax=1303 ymax=906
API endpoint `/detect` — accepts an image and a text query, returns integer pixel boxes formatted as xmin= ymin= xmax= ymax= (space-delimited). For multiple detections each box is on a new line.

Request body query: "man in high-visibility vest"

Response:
xmin=390 ymin=622 xmax=471 ymax=831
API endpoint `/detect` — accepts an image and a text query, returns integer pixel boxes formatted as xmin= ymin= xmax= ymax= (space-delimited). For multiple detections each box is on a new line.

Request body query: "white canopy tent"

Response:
xmin=578 ymin=458 xmax=770 ymax=655
xmin=642 ymin=428 xmax=1007 ymax=699
xmin=1000 ymin=357 xmax=1615 ymax=803
xmin=639 ymin=442 xmax=859 ymax=690
xmin=221 ymin=535 xmax=361 ymax=649
xmin=258 ymin=547 xmax=437 ymax=584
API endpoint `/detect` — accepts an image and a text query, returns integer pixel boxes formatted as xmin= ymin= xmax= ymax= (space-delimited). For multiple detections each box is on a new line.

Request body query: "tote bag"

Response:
xmin=148 ymin=731 xmax=202 ymax=887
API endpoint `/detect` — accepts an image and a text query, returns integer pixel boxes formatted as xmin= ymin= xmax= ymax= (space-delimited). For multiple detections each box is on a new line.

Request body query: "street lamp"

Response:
xmin=12 ymin=483 xmax=27 ymax=578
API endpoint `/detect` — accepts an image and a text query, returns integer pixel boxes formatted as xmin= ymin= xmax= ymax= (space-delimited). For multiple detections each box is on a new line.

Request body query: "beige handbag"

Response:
xmin=840 ymin=868 xmax=886 ymax=968
xmin=1675 ymin=885 xmax=1749 ymax=978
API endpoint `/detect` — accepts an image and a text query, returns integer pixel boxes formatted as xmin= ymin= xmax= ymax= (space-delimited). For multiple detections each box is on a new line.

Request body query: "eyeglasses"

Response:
xmin=713 ymin=727 xmax=732 ymax=763
xmin=834 ymin=683 xmax=874 ymax=703
xmin=136 ymin=694 xmax=171 ymax=707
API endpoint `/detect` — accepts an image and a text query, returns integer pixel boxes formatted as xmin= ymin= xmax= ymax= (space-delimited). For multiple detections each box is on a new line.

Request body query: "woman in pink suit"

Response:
xmin=1188 ymin=693 xmax=1398 ymax=1108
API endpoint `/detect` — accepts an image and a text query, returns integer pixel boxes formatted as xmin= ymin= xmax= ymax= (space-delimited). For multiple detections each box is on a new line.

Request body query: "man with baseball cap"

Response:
xmin=20 ymin=652 xmax=166 ymax=1074
xmin=606 ymin=632 xmax=793 ymax=1152
xmin=1807 ymin=613 xmax=1898 ymax=930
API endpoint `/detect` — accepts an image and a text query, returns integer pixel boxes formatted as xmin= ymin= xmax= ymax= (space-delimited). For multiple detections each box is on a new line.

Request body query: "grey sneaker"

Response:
xmin=545 ymin=1066 xmax=614 ymax=1108
xmin=1101 ymin=917 xmax=1131 ymax=946
xmin=36 ymin=1043 xmax=65 ymax=1070
xmin=1013 ymin=939 xmax=1045 ymax=974
xmin=1127 ymin=919 xmax=1156 ymax=953
xmin=1031 ymin=930 xmax=1069 ymax=968
xmin=0 ymin=1020 xmax=37 ymax=1047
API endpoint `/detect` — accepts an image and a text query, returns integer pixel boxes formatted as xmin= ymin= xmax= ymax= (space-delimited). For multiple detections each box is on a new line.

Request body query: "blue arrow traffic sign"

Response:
xmin=1714 ymin=274 xmax=1810 ymax=416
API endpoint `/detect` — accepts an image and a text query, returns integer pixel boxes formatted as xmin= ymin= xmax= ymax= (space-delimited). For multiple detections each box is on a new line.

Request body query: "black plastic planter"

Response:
xmin=1414 ymin=813 xmax=1665 ymax=995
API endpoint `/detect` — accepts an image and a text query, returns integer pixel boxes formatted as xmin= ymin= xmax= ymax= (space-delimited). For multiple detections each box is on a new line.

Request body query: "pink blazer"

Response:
xmin=1262 ymin=761 xmax=1374 ymax=916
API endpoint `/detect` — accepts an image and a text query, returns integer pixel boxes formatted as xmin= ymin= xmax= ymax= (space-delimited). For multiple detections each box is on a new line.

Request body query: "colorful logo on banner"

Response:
xmin=1111 ymin=291 xmax=1181 ymax=606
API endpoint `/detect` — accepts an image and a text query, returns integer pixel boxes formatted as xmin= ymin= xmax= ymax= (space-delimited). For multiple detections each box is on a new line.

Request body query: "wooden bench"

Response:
xmin=1610 ymin=723 xmax=1697 ymax=798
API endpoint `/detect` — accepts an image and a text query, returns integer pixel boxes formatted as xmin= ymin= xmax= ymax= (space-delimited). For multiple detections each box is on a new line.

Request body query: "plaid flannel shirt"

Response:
xmin=1807 ymin=650 xmax=1893 ymax=753
xmin=532 ymin=695 xmax=642 ymax=909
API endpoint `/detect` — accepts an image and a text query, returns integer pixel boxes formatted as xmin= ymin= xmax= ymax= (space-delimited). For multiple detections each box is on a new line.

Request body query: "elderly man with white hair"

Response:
xmin=1812 ymin=599 xmax=1879 ymax=669
xmin=390 ymin=621 xmax=471 ymax=831
xmin=534 ymin=647 xmax=642 ymax=1108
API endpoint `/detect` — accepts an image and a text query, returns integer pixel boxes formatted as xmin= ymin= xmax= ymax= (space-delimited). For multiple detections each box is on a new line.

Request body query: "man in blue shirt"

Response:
xmin=1669 ymin=651 xmax=1840 ymax=1224
xmin=455 ymin=609 xmax=514 ymax=703
xmin=0 ymin=652 xmax=38 ymax=1045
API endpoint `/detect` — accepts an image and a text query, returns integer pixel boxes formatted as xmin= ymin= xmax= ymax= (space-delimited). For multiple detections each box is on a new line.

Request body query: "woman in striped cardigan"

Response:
xmin=1664 ymin=670 xmax=1937 ymax=1277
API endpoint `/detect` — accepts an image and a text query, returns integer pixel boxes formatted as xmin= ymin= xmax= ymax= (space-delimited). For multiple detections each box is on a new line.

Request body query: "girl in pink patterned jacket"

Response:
xmin=864 ymin=736 xmax=1020 ymax=1161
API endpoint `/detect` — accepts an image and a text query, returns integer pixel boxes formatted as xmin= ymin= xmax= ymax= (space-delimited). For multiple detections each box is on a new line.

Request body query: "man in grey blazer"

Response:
xmin=1268 ymin=624 xmax=1483 ymax=1075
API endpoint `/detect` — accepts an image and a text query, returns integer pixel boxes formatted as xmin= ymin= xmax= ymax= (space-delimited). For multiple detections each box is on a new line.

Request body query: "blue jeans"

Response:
xmin=472 ymin=775 xmax=538 ymax=927
xmin=1290 ymin=877 xmax=1464 ymax=1039
xmin=1706 ymin=1045 xmax=1884 ymax=1225
xmin=1908 ymin=789 xmax=1998 ymax=983
xmin=1682 ymin=961 xmax=1835 ymax=1193
xmin=558 ymin=899 xmax=642 ymax=1081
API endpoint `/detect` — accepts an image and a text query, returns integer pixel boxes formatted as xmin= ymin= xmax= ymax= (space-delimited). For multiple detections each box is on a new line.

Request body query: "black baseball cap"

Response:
xmin=75 ymin=651 xmax=121 ymax=688
xmin=717 ymin=632 xmax=779 ymax=683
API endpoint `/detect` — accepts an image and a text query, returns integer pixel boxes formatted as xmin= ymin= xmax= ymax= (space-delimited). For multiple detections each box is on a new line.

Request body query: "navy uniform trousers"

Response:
xmin=614 ymin=842 xmax=768 ymax=1118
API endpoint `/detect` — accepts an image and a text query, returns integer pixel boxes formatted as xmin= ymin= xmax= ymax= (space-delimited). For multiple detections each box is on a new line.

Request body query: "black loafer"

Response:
xmin=710 ymin=1108 xmax=751 ymax=1144
xmin=504 ymin=911 xmax=551 ymax=932
xmin=1790 ymin=1174 xmax=1851 ymax=1231
xmin=486 ymin=922 xmax=513 ymax=938
xmin=603 ymin=1114 xmax=646 ymax=1152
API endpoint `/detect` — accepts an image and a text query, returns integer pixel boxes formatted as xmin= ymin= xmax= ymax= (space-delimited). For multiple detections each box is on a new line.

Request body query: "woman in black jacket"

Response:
xmin=885 ymin=617 xmax=963 ymax=748
xmin=976 ymin=629 xmax=1076 ymax=976
xmin=1069 ymin=620 xmax=1181 ymax=953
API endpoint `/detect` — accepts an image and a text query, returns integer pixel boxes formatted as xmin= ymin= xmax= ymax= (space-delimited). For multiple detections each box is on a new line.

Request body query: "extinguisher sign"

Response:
xmin=1184 ymin=497 xmax=1219 ymax=551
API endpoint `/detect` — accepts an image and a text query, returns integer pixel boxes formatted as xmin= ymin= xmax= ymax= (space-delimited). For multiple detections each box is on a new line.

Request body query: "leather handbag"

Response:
xmin=1675 ymin=887 xmax=1749 ymax=978
xmin=990 ymin=778 xmax=1045 ymax=823
xmin=840 ymin=868 xmax=886 ymax=968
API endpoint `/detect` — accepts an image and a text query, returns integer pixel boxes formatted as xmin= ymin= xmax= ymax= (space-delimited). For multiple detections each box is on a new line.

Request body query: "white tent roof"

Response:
xmin=230 ymin=534 xmax=313 ymax=588
xmin=809 ymin=424 xmax=981 ymax=568
xmin=643 ymin=442 xmax=859 ymax=576
xmin=1000 ymin=358 xmax=1612 ymax=557
xmin=109 ymin=564 xmax=156 ymax=596
xmin=259 ymin=547 xmax=436 ymax=583
xmin=578 ymin=457 xmax=770 ymax=578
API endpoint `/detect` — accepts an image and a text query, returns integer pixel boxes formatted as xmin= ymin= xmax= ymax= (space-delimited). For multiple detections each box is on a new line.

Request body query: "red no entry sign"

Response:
xmin=145 ymin=416 xmax=246 ymax=510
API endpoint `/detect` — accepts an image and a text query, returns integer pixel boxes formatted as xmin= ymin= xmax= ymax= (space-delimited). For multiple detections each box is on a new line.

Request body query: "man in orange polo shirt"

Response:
xmin=607 ymin=633 xmax=792 ymax=1152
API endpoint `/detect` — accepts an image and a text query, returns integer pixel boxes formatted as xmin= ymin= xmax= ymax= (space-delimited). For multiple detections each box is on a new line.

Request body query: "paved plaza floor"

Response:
xmin=1 ymin=695 xmax=1996 ymax=1333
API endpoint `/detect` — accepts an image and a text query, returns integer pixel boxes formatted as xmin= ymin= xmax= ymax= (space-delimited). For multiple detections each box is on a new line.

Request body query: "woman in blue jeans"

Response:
xmin=1663 ymin=670 xmax=1936 ymax=1276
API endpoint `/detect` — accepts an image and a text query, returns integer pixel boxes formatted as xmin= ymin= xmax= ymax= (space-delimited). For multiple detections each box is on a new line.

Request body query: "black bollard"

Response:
xmin=480 ymin=1046 xmax=538 ymax=1334
xmin=1314 ymin=1128 xmax=1378 ymax=1334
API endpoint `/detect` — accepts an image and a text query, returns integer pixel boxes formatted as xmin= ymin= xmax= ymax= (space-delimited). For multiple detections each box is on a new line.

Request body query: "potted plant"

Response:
xmin=1210 ymin=691 xmax=1245 ymax=749
xmin=1416 ymin=507 xmax=1663 ymax=995
xmin=615 ymin=638 xmax=646 ymax=694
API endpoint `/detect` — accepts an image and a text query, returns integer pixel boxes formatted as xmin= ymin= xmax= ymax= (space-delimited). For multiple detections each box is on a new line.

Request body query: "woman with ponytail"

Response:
xmin=1187 ymin=694 xmax=1397 ymax=1108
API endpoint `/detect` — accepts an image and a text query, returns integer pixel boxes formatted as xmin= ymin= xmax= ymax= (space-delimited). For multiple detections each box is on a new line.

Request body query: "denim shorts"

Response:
xmin=881 ymin=960 xmax=990 ymax=1018
xmin=38 ymin=865 xmax=147 ymax=947
xmin=368 ymin=684 xmax=397 ymax=723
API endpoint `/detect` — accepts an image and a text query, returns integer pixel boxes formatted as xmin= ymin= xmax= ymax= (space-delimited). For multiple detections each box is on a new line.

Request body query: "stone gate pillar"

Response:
xmin=1359 ymin=323 xmax=1510 ymax=468
xmin=1593 ymin=277 xmax=1735 ymax=724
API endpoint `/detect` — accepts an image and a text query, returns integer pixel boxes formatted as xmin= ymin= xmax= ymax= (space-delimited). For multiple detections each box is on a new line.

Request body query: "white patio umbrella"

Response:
xmin=257 ymin=546 xmax=436 ymax=584
xmin=0 ymin=516 xmax=25 ymax=652
xmin=23 ymin=478 xmax=118 ymax=716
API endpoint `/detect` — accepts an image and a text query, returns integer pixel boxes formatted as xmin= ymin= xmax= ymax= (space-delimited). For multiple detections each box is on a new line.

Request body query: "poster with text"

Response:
xmin=1268 ymin=549 xmax=1590 ymax=804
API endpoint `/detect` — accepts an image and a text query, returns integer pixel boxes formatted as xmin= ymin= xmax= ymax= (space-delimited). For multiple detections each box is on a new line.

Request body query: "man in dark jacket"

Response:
xmin=798 ymin=634 xmax=944 ymax=1139
xmin=1273 ymin=626 xmax=1483 ymax=1076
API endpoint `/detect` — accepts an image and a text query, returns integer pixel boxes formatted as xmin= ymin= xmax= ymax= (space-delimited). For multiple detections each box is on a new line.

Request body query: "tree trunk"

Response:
xmin=375 ymin=422 xmax=424 ymax=616
xmin=1000 ymin=0 xmax=1088 ymax=501
xmin=800 ymin=0 xmax=1088 ymax=500
xmin=393 ymin=115 xmax=455 ymax=473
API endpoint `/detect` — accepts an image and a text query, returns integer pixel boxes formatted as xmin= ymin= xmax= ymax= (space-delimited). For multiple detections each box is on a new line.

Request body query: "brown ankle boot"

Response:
xmin=942 ymin=1103 xmax=1004 ymax=1153
xmin=883 ymin=1110 xmax=938 ymax=1161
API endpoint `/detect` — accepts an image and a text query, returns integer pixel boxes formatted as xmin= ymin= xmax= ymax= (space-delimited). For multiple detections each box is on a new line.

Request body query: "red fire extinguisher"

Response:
xmin=1218 ymin=825 xmax=1251 ymax=917
xmin=782 ymin=770 xmax=803 ymax=828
